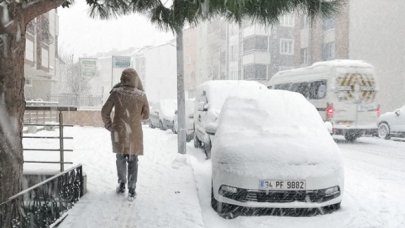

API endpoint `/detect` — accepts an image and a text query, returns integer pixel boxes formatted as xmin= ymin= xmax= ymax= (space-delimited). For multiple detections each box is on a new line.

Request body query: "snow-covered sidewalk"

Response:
xmin=24 ymin=126 xmax=204 ymax=228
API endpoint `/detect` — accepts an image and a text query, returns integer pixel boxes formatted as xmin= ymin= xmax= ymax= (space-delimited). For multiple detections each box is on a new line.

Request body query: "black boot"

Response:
xmin=116 ymin=183 xmax=125 ymax=194
xmin=128 ymin=188 xmax=136 ymax=200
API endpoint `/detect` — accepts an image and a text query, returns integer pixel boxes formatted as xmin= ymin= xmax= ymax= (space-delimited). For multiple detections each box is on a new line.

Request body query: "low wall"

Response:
xmin=62 ymin=110 xmax=104 ymax=127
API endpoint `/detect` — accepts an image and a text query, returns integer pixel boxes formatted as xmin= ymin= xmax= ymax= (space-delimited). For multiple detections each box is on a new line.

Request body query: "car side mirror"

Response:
xmin=395 ymin=110 xmax=400 ymax=117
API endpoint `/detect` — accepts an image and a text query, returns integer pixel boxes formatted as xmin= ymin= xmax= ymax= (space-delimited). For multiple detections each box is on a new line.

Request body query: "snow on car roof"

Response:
xmin=212 ymin=89 xmax=342 ymax=178
xmin=272 ymin=59 xmax=374 ymax=80
xmin=312 ymin=59 xmax=373 ymax=68
xmin=198 ymin=80 xmax=267 ymax=111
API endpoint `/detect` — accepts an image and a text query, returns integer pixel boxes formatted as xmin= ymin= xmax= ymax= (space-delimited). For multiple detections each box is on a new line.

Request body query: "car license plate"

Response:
xmin=259 ymin=180 xmax=306 ymax=190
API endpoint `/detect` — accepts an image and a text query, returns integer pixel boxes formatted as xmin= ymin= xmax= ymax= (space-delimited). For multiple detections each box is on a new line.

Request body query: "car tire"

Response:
xmin=149 ymin=121 xmax=155 ymax=129
xmin=159 ymin=121 xmax=166 ymax=130
xmin=211 ymin=185 xmax=239 ymax=219
xmin=171 ymin=123 xmax=177 ymax=134
xmin=186 ymin=134 xmax=193 ymax=142
xmin=203 ymin=141 xmax=211 ymax=159
xmin=193 ymin=134 xmax=202 ymax=148
xmin=378 ymin=122 xmax=391 ymax=139
xmin=344 ymin=131 xmax=359 ymax=142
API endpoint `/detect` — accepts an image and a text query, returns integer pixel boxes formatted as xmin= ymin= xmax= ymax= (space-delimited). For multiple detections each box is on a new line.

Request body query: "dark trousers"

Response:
xmin=116 ymin=154 xmax=138 ymax=190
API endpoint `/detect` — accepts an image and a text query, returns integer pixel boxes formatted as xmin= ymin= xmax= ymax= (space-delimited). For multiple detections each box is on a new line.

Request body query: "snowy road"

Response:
xmin=23 ymin=127 xmax=405 ymax=228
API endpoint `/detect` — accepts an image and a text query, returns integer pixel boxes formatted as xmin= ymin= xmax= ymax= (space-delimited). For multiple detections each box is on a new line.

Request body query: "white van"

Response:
xmin=268 ymin=60 xmax=379 ymax=142
xmin=194 ymin=80 xmax=267 ymax=157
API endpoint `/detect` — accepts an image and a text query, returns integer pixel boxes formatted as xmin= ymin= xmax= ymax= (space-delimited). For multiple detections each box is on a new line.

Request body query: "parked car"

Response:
xmin=377 ymin=105 xmax=405 ymax=139
xmin=173 ymin=99 xmax=195 ymax=142
xmin=159 ymin=99 xmax=177 ymax=130
xmin=194 ymin=80 xmax=267 ymax=158
xmin=148 ymin=100 xmax=177 ymax=130
xmin=211 ymin=90 xmax=344 ymax=218
xmin=148 ymin=108 xmax=161 ymax=129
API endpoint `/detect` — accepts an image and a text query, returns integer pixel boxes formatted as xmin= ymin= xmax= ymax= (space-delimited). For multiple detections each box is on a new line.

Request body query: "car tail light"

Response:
xmin=326 ymin=103 xmax=334 ymax=120
xmin=376 ymin=104 xmax=381 ymax=117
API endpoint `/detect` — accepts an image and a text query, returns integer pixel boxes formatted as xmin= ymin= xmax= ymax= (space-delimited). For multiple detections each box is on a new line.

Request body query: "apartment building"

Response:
xmin=24 ymin=10 xmax=59 ymax=101
xmin=294 ymin=0 xmax=405 ymax=112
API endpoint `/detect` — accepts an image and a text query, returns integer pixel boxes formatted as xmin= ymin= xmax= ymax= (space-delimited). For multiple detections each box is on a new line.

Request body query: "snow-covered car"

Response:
xmin=377 ymin=105 xmax=405 ymax=139
xmin=211 ymin=90 xmax=344 ymax=218
xmin=173 ymin=99 xmax=195 ymax=142
xmin=194 ymin=80 xmax=267 ymax=158
xmin=148 ymin=108 xmax=161 ymax=129
xmin=159 ymin=99 xmax=177 ymax=130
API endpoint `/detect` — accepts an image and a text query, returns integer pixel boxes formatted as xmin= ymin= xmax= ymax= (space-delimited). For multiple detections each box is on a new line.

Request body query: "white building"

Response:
xmin=135 ymin=40 xmax=177 ymax=105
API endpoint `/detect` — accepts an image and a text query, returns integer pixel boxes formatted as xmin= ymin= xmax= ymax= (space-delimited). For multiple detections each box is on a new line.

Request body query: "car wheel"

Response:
xmin=149 ymin=121 xmax=155 ymax=129
xmin=378 ymin=122 xmax=391 ymax=139
xmin=186 ymin=134 xmax=193 ymax=142
xmin=193 ymin=134 xmax=202 ymax=148
xmin=203 ymin=141 xmax=211 ymax=159
xmin=159 ymin=121 xmax=166 ymax=130
xmin=211 ymin=185 xmax=239 ymax=219
xmin=171 ymin=123 xmax=177 ymax=134
xmin=344 ymin=131 xmax=359 ymax=142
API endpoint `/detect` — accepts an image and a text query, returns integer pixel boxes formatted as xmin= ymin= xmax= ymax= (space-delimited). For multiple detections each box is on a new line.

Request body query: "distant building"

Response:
xmin=183 ymin=15 xmax=296 ymax=96
xmin=294 ymin=0 xmax=405 ymax=112
xmin=24 ymin=10 xmax=59 ymax=101
xmin=134 ymin=40 xmax=177 ymax=105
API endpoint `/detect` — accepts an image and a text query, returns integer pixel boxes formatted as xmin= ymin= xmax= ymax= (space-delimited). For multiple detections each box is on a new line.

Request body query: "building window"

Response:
xmin=25 ymin=39 xmax=34 ymax=62
xmin=279 ymin=14 xmax=295 ymax=27
xmin=322 ymin=42 xmax=335 ymax=60
xmin=230 ymin=45 xmax=238 ymax=61
xmin=243 ymin=64 xmax=267 ymax=80
xmin=243 ymin=36 xmax=268 ymax=53
xmin=322 ymin=17 xmax=336 ymax=31
xmin=301 ymin=15 xmax=309 ymax=29
xmin=280 ymin=39 xmax=294 ymax=55
xmin=41 ymin=47 xmax=49 ymax=68
xmin=300 ymin=48 xmax=309 ymax=64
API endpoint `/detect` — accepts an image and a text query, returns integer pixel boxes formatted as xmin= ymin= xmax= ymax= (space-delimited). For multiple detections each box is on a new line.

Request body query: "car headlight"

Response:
xmin=324 ymin=186 xmax=340 ymax=197
xmin=219 ymin=185 xmax=238 ymax=194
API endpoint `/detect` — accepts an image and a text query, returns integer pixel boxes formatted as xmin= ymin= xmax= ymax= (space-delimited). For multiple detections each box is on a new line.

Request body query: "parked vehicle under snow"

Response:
xmin=211 ymin=89 xmax=344 ymax=218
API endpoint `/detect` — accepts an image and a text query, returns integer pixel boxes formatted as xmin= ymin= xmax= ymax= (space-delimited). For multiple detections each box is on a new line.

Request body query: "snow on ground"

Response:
xmin=23 ymin=127 xmax=405 ymax=228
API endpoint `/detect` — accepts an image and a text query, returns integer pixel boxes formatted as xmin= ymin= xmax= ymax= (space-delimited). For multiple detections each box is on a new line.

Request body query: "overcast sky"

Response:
xmin=58 ymin=1 xmax=174 ymax=58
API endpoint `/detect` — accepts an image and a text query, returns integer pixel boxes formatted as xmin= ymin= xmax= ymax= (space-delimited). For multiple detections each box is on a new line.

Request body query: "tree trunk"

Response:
xmin=0 ymin=1 xmax=65 ymax=226
xmin=0 ymin=4 xmax=26 ymax=226
xmin=176 ymin=28 xmax=186 ymax=154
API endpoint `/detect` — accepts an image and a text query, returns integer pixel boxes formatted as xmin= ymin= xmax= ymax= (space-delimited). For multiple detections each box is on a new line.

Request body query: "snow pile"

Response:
xmin=211 ymin=90 xmax=343 ymax=178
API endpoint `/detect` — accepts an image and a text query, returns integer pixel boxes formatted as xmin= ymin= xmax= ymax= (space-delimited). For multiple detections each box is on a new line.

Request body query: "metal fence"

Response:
xmin=24 ymin=105 xmax=77 ymax=172
xmin=0 ymin=164 xmax=84 ymax=228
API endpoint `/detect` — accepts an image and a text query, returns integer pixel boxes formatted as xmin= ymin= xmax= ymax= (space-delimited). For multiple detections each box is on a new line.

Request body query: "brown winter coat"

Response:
xmin=101 ymin=85 xmax=149 ymax=155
